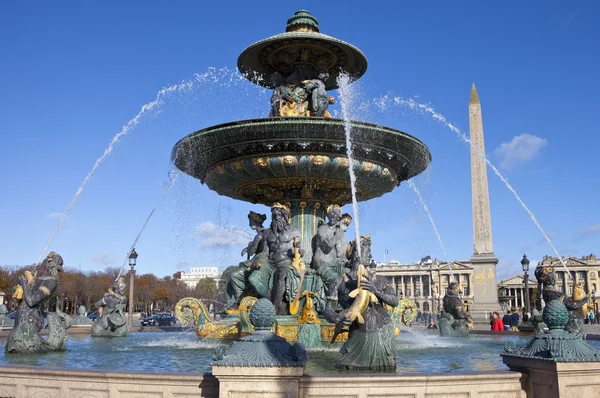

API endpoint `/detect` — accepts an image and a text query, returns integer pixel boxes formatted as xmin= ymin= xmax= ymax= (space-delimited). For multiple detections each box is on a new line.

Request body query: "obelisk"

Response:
xmin=468 ymin=83 xmax=500 ymax=320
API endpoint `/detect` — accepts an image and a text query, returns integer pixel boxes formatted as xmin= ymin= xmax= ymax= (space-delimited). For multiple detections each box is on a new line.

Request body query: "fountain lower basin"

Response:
xmin=0 ymin=331 xmax=576 ymax=374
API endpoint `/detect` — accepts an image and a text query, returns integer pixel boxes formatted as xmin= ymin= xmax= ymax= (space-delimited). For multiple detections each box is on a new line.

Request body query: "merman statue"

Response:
xmin=438 ymin=281 xmax=471 ymax=337
xmin=6 ymin=252 xmax=72 ymax=353
xmin=92 ymin=276 xmax=129 ymax=337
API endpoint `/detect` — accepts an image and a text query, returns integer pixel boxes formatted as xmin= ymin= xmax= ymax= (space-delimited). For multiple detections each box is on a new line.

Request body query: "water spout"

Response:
xmin=116 ymin=171 xmax=179 ymax=280
xmin=337 ymin=73 xmax=362 ymax=259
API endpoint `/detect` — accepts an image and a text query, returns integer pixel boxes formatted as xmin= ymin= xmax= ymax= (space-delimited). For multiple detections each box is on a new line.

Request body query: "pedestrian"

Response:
xmin=502 ymin=310 xmax=512 ymax=331
xmin=522 ymin=311 xmax=529 ymax=323
xmin=427 ymin=319 xmax=438 ymax=330
xmin=491 ymin=311 xmax=504 ymax=331
xmin=511 ymin=310 xmax=520 ymax=331
xmin=589 ymin=311 xmax=595 ymax=325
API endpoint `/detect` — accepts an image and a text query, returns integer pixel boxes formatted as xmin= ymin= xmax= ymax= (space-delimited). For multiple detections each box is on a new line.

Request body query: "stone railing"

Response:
xmin=299 ymin=371 xmax=526 ymax=398
xmin=3 ymin=362 xmax=600 ymax=397
xmin=0 ymin=365 xmax=218 ymax=398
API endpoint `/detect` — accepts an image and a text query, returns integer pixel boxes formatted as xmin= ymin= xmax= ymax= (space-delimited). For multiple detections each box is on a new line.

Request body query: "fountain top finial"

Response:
xmin=286 ymin=10 xmax=319 ymax=33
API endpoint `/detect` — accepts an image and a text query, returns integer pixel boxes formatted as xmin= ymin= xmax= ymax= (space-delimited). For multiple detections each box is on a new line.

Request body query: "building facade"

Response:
xmin=497 ymin=254 xmax=600 ymax=312
xmin=377 ymin=259 xmax=475 ymax=314
xmin=179 ymin=266 xmax=221 ymax=289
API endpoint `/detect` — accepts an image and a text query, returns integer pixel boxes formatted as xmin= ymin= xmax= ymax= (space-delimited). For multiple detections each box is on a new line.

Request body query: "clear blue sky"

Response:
xmin=1 ymin=2 xmax=598 ymax=281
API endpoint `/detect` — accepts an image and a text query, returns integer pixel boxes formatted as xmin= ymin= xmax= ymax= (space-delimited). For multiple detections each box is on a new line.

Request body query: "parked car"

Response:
xmin=154 ymin=314 xmax=177 ymax=326
xmin=87 ymin=311 xmax=98 ymax=321
xmin=140 ymin=315 xmax=156 ymax=326
xmin=141 ymin=314 xmax=177 ymax=326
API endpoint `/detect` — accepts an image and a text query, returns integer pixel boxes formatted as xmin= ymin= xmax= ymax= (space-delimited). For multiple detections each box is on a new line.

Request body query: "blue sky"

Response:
xmin=0 ymin=2 xmax=598 ymax=281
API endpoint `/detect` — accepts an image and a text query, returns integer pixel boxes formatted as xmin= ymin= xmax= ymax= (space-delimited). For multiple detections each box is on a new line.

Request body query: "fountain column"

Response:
xmin=288 ymin=199 xmax=326 ymax=264
xmin=468 ymin=84 xmax=501 ymax=320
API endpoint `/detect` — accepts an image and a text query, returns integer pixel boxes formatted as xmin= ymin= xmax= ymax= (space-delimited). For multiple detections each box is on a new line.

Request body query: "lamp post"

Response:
xmin=521 ymin=254 xmax=530 ymax=315
xmin=128 ymin=248 xmax=138 ymax=329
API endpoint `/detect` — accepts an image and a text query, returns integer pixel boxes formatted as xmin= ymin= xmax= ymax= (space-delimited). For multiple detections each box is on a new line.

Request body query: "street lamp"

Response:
xmin=128 ymin=249 xmax=138 ymax=329
xmin=521 ymin=254 xmax=530 ymax=315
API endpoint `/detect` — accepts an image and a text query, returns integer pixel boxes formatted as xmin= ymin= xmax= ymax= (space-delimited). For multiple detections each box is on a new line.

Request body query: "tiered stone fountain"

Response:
xmin=172 ymin=10 xmax=428 ymax=345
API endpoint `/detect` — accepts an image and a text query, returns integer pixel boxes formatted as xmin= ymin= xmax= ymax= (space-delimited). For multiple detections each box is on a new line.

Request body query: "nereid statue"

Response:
xmin=92 ymin=276 xmax=129 ymax=337
xmin=325 ymin=236 xmax=399 ymax=370
xmin=6 ymin=252 xmax=72 ymax=354
xmin=311 ymin=205 xmax=349 ymax=283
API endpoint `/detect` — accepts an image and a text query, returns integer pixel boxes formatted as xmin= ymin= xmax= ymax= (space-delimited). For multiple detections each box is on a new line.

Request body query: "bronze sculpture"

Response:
xmin=91 ymin=276 xmax=129 ymax=337
xmin=6 ymin=252 xmax=72 ymax=353
xmin=439 ymin=282 xmax=471 ymax=337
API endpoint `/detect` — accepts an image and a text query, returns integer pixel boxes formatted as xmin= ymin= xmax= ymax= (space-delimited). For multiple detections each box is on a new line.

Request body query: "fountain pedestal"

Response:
xmin=212 ymin=298 xmax=307 ymax=398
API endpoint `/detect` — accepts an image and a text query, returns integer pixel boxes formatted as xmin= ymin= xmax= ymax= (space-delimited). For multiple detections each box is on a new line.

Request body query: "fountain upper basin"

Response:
xmin=171 ymin=117 xmax=431 ymax=206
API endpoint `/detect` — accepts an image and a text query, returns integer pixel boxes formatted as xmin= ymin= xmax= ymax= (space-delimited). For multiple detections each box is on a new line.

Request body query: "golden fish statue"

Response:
xmin=572 ymin=282 xmax=589 ymax=318
xmin=330 ymin=263 xmax=378 ymax=343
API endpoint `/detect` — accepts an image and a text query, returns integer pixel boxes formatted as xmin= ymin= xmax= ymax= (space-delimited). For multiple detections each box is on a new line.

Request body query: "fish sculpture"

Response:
xmin=330 ymin=263 xmax=378 ymax=343
xmin=572 ymin=282 xmax=589 ymax=318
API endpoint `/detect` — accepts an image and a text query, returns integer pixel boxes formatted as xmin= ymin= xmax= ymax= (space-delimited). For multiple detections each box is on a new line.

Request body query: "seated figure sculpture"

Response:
xmin=324 ymin=236 xmax=399 ymax=371
xmin=438 ymin=282 xmax=471 ymax=337
xmin=226 ymin=203 xmax=303 ymax=315
xmin=6 ymin=252 xmax=72 ymax=353
xmin=71 ymin=305 xmax=94 ymax=325
xmin=302 ymin=69 xmax=334 ymax=117
xmin=225 ymin=211 xmax=267 ymax=311
xmin=92 ymin=276 xmax=129 ymax=337
xmin=311 ymin=205 xmax=349 ymax=283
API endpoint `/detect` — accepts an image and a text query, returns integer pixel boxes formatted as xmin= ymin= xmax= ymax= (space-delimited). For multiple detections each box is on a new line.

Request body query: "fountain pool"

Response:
xmin=5 ymin=332 xmax=595 ymax=374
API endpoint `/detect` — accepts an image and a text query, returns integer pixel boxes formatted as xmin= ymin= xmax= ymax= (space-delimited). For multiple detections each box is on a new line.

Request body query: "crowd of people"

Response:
xmin=490 ymin=309 xmax=523 ymax=331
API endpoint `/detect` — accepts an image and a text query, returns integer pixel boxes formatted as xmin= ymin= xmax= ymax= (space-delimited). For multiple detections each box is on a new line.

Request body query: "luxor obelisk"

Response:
xmin=468 ymin=84 xmax=501 ymax=320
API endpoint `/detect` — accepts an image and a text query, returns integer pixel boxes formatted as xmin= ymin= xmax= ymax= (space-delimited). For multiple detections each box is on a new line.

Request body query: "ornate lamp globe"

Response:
xmin=521 ymin=254 xmax=530 ymax=272
xmin=128 ymin=248 xmax=138 ymax=268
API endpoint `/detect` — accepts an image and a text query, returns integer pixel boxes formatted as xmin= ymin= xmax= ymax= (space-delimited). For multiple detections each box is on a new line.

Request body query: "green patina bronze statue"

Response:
xmin=325 ymin=236 xmax=399 ymax=371
xmin=91 ymin=276 xmax=129 ymax=337
xmin=6 ymin=252 xmax=72 ymax=354
xmin=225 ymin=203 xmax=303 ymax=315
xmin=439 ymin=282 xmax=471 ymax=337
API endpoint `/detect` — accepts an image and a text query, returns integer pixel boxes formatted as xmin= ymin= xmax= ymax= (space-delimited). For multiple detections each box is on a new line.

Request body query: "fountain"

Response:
xmin=171 ymin=10 xmax=428 ymax=354
xmin=4 ymin=8 xmax=600 ymax=398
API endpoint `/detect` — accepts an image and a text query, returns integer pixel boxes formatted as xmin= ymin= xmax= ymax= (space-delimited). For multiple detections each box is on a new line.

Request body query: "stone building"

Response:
xmin=497 ymin=254 xmax=600 ymax=312
xmin=179 ymin=266 xmax=221 ymax=289
xmin=377 ymin=258 xmax=475 ymax=313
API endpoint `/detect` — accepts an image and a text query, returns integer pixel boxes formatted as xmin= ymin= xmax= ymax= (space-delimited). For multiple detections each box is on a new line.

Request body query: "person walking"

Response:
xmin=491 ymin=311 xmax=504 ymax=331
xmin=589 ymin=311 xmax=595 ymax=325
xmin=502 ymin=310 xmax=512 ymax=331
xmin=511 ymin=310 xmax=520 ymax=331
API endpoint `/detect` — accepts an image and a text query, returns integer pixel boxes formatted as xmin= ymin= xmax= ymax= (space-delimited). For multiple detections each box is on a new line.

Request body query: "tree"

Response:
xmin=195 ymin=277 xmax=217 ymax=302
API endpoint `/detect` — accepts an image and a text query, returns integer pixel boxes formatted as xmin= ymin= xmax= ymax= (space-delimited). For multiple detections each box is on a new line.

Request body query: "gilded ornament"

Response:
xmin=254 ymin=157 xmax=269 ymax=168
xmin=361 ymin=161 xmax=374 ymax=172
xmin=215 ymin=165 xmax=226 ymax=175
xmin=283 ymin=155 xmax=297 ymax=166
